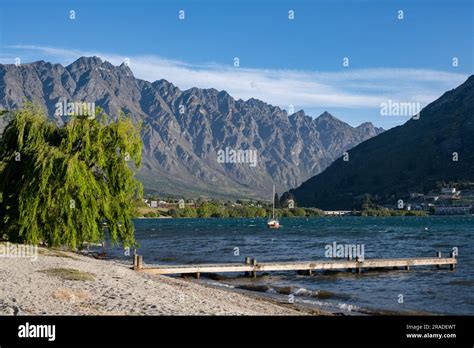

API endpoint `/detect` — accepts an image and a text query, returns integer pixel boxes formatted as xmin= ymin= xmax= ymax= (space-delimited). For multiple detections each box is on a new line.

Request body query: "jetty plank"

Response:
xmin=139 ymin=257 xmax=457 ymax=275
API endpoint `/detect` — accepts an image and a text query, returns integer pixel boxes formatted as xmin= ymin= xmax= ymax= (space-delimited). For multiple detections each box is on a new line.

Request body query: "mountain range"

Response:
xmin=0 ymin=56 xmax=383 ymax=199
xmin=289 ymin=75 xmax=474 ymax=209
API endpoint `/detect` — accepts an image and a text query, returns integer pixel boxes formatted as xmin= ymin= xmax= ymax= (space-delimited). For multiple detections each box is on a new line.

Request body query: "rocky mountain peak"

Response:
xmin=69 ymin=56 xmax=103 ymax=68
xmin=0 ymin=57 xmax=383 ymax=199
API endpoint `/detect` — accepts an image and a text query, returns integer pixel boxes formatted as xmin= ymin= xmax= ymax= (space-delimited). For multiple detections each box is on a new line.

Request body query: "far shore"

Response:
xmin=0 ymin=243 xmax=330 ymax=316
xmin=133 ymin=214 xmax=436 ymax=219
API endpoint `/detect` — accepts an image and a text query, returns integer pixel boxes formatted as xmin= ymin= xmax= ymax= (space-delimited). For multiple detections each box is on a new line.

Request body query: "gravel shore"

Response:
xmin=0 ymin=244 xmax=328 ymax=316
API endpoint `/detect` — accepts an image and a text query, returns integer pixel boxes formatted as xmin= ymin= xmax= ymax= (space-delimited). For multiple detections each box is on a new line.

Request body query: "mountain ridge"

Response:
xmin=0 ymin=56 xmax=384 ymax=199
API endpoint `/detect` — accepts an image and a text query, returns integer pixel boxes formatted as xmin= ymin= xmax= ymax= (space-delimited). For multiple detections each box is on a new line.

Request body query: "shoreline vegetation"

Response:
xmin=133 ymin=200 xmax=429 ymax=219
xmin=134 ymin=197 xmax=321 ymax=218
xmin=354 ymin=208 xmax=428 ymax=217
xmin=0 ymin=242 xmax=327 ymax=316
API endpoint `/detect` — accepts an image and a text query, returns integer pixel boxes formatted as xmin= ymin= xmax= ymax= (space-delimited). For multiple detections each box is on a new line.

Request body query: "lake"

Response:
xmin=112 ymin=216 xmax=474 ymax=315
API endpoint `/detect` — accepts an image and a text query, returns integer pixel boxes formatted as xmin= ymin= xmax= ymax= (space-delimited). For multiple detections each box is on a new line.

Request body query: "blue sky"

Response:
xmin=0 ymin=0 xmax=472 ymax=128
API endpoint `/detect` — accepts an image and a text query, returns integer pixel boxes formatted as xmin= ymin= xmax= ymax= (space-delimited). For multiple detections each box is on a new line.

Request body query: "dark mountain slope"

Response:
xmin=289 ymin=75 xmax=474 ymax=209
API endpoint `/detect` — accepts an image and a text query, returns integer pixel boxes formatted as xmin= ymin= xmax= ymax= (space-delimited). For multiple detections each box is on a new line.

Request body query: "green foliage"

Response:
xmin=197 ymin=202 xmax=214 ymax=218
xmin=169 ymin=209 xmax=180 ymax=218
xmin=291 ymin=207 xmax=306 ymax=217
xmin=361 ymin=194 xmax=378 ymax=211
xmin=134 ymin=199 xmax=327 ymax=220
xmin=303 ymin=208 xmax=325 ymax=216
xmin=255 ymin=207 xmax=267 ymax=217
xmin=280 ymin=207 xmax=322 ymax=217
xmin=355 ymin=195 xmax=429 ymax=216
xmin=358 ymin=208 xmax=428 ymax=217
xmin=403 ymin=210 xmax=428 ymax=216
xmin=164 ymin=203 xmax=323 ymax=219
xmin=0 ymin=103 xmax=143 ymax=249
xmin=169 ymin=207 xmax=197 ymax=218
xmin=144 ymin=211 xmax=161 ymax=218
xmin=181 ymin=207 xmax=197 ymax=218
xmin=166 ymin=202 xmax=268 ymax=218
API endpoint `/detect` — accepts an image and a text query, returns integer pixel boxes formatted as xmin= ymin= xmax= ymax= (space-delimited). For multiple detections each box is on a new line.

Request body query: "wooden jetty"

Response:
xmin=133 ymin=252 xmax=457 ymax=279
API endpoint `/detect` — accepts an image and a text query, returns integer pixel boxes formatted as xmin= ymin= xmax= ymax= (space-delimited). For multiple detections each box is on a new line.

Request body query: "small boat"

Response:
xmin=267 ymin=185 xmax=280 ymax=229
xmin=267 ymin=219 xmax=280 ymax=229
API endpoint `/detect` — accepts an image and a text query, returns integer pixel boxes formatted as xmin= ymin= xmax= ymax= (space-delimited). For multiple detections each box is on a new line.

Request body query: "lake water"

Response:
xmin=115 ymin=217 xmax=474 ymax=315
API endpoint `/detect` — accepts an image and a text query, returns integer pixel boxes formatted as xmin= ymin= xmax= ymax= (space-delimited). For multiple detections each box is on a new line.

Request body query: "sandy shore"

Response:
xmin=0 ymin=244 xmax=329 ymax=316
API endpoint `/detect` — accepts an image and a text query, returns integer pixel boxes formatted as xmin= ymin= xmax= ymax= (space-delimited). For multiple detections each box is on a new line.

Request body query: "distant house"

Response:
xmin=439 ymin=188 xmax=461 ymax=200
xmin=150 ymin=201 xmax=158 ymax=208
xmin=178 ymin=199 xmax=185 ymax=209
xmin=441 ymin=188 xmax=456 ymax=195
xmin=287 ymin=199 xmax=295 ymax=209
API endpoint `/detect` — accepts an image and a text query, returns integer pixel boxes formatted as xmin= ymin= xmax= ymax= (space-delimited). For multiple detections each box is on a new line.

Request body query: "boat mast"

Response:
xmin=272 ymin=185 xmax=275 ymax=219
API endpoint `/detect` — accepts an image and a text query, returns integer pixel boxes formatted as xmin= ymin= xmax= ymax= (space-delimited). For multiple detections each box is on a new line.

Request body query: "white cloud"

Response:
xmin=4 ymin=44 xmax=470 ymax=114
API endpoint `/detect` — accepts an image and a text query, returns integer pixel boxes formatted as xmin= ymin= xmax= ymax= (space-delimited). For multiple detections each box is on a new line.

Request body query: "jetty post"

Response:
xmin=356 ymin=256 xmax=362 ymax=274
xmin=101 ymin=240 xmax=106 ymax=256
xmin=436 ymin=251 xmax=442 ymax=269
xmin=251 ymin=258 xmax=257 ymax=278
xmin=133 ymin=254 xmax=138 ymax=269
xmin=133 ymin=254 xmax=143 ymax=270
xmin=244 ymin=257 xmax=250 ymax=276
xmin=450 ymin=252 xmax=456 ymax=271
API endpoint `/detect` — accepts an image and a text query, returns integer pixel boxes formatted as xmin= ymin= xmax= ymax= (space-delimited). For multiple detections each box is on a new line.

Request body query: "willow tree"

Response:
xmin=0 ymin=103 xmax=143 ymax=249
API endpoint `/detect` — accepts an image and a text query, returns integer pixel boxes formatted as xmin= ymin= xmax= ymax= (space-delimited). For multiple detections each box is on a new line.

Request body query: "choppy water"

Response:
xmin=113 ymin=217 xmax=474 ymax=315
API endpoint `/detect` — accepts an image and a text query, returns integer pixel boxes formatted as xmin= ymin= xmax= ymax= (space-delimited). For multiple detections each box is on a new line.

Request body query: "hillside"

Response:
xmin=289 ymin=75 xmax=474 ymax=209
